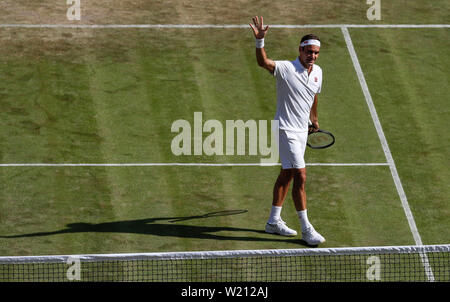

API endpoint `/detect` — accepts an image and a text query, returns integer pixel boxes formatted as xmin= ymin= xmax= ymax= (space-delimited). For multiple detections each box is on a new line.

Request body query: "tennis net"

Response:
xmin=0 ymin=244 xmax=448 ymax=282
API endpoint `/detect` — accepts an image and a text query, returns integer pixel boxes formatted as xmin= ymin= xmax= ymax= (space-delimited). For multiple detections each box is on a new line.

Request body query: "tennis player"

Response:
xmin=250 ymin=16 xmax=325 ymax=245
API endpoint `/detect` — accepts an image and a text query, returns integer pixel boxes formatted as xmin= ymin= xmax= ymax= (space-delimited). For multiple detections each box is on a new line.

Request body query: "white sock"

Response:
xmin=298 ymin=209 xmax=312 ymax=232
xmin=268 ymin=206 xmax=282 ymax=224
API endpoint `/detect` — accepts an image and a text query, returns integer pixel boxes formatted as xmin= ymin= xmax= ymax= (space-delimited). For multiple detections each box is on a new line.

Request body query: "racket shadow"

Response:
xmin=167 ymin=210 xmax=249 ymax=222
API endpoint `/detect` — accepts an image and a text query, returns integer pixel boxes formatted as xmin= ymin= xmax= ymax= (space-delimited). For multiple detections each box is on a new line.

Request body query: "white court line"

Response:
xmin=0 ymin=163 xmax=388 ymax=167
xmin=341 ymin=27 xmax=434 ymax=281
xmin=0 ymin=24 xmax=448 ymax=29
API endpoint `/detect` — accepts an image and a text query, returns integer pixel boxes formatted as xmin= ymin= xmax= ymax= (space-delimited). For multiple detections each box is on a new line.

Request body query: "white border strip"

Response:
xmin=0 ymin=244 xmax=448 ymax=263
xmin=0 ymin=162 xmax=389 ymax=167
xmin=341 ymin=27 xmax=434 ymax=281
xmin=0 ymin=24 xmax=448 ymax=29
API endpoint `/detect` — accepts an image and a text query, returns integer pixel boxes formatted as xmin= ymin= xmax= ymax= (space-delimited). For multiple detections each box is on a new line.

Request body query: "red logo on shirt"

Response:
xmin=314 ymin=77 xmax=318 ymax=82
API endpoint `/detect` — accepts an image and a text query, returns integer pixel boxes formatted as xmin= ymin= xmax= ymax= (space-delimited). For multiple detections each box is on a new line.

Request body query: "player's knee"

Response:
xmin=292 ymin=169 xmax=306 ymax=184
xmin=277 ymin=169 xmax=294 ymax=185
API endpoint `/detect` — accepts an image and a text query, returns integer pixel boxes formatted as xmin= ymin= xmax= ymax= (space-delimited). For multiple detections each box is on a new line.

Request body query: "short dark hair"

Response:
xmin=300 ymin=34 xmax=320 ymax=45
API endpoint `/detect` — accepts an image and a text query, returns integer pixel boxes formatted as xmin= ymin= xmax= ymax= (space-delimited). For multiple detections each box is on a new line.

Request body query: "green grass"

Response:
xmin=348 ymin=28 xmax=450 ymax=244
xmin=0 ymin=1 xmax=448 ymax=284
xmin=0 ymin=165 xmax=415 ymax=255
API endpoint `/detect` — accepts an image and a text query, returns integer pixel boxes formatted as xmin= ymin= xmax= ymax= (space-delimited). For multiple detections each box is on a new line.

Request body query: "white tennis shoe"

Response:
xmin=301 ymin=226 xmax=326 ymax=246
xmin=265 ymin=219 xmax=298 ymax=237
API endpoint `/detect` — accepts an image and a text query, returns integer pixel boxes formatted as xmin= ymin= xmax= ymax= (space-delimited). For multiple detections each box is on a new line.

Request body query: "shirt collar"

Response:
xmin=295 ymin=57 xmax=313 ymax=73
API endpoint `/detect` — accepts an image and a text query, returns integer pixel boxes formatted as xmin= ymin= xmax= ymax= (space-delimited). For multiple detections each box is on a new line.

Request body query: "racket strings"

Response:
xmin=307 ymin=131 xmax=335 ymax=149
xmin=309 ymin=133 xmax=332 ymax=143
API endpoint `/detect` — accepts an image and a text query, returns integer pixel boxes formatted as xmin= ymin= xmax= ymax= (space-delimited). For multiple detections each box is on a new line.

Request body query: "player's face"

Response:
xmin=299 ymin=45 xmax=320 ymax=68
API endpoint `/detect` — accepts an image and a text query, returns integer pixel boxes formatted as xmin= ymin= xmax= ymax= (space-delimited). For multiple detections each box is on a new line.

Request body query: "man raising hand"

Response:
xmin=250 ymin=16 xmax=325 ymax=246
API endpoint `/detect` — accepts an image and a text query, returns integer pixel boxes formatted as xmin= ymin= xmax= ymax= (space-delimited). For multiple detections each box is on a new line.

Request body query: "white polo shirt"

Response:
xmin=273 ymin=57 xmax=322 ymax=132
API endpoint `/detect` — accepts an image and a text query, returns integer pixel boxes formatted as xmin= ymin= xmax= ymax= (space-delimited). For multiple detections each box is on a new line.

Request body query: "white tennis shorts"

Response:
xmin=279 ymin=129 xmax=308 ymax=169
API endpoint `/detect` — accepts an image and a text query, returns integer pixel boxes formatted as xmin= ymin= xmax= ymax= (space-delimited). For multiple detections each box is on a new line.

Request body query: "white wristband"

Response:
xmin=255 ymin=38 xmax=264 ymax=48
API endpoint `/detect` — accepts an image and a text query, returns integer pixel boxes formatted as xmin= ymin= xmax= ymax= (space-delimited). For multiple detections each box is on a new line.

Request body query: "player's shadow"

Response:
xmin=1 ymin=210 xmax=311 ymax=246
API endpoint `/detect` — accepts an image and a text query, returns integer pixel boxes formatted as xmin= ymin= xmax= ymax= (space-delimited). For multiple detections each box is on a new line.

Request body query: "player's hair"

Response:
xmin=300 ymin=34 xmax=321 ymax=47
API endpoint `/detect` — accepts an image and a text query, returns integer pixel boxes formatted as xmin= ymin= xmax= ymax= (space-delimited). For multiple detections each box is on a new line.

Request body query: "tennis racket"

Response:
xmin=307 ymin=126 xmax=335 ymax=149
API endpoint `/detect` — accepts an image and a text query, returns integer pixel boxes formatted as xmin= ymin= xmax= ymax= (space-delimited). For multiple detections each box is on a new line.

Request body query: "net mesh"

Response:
xmin=1 ymin=245 xmax=449 ymax=282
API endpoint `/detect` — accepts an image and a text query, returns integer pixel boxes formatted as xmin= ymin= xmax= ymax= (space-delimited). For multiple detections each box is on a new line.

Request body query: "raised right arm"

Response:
xmin=250 ymin=16 xmax=275 ymax=73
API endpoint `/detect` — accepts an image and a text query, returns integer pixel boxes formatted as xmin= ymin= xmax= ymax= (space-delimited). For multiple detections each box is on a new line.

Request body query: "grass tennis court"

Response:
xmin=0 ymin=0 xmax=448 ymax=278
